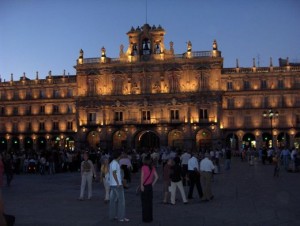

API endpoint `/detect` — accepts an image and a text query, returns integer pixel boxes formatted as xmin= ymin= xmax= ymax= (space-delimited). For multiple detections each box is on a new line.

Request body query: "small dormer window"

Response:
xmin=142 ymin=38 xmax=151 ymax=55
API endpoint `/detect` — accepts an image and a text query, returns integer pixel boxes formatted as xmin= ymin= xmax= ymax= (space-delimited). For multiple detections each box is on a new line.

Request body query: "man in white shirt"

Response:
xmin=180 ymin=150 xmax=191 ymax=186
xmin=109 ymin=151 xmax=129 ymax=222
xmin=187 ymin=152 xmax=203 ymax=199
xmin=200 ymin=153 xmax=215 ymax=202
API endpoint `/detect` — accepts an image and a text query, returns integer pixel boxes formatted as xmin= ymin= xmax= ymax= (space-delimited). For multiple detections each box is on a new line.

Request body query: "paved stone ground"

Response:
xmin=2 ymin=158 xmax=300 ymax=226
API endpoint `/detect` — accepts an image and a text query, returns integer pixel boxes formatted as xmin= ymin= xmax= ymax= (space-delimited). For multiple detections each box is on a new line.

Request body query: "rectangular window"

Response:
xmin=199 ymin=109 xmax=208 ymax=119
xmin=26 ymin=106 xmax=31 ymax=115
xmin=263 ymin=96 xmax=269 ymax=108
xmin=244 ymin=98 xmax=252 ymax=108
xmin=40 ymin=106 xmax=45 ymax=114
xmin=278 ymin=80 xmax=284 ymax=89
xmin=67 ymin=105 xmax=72 ymax=113
xmin=228 ymin=117 xmax=235 ymax=127
xmin=67 ymin=89 xmax=73 ymax=97
xmin=53 ymin=89 xmax=60 ymax=98
xmin=40 ymin=90 xmax=46 ymax=98
xmin=0 ymin=106 xmax=5 ymax=115
xmin=39 ymin=122 xmax=45 ymax=131
xmin=170 ymin=110 xmax=179 ymax=120
xmin=13 ymin=107 xmax=18 ymax=115
xmin=244 ymin=81 xmax=250 ymax=90
xmin=13 ymin=123 xmax=18 ymax=132
xmin=227 ymin=82 xmax=233 ymax=90
xmin=88 ymin=113 xmax=96 ymax=122
xmin=142 ymin=110 xmax=151 ymax=121
xmin=27 ymin=122 xmax=32 ymax=131
xmin=261 ymin=80 xmax=267 ymax=89
xmin=228 ymin=98 xmax=235 ymax=109
xmin=13 ymin=91 xmax=19 ymax=100
xmin=53 ymin=105 xmax=59 ymax=114
xmin=244 ymin=116 xmax=252 ymax=126
xmin=53 ymin=122 xmax=59 ymax=131
xmin=67 ymin=122 xmax=73 ymax=130
xmin=115 ymin=111 xmax=123 ymax=122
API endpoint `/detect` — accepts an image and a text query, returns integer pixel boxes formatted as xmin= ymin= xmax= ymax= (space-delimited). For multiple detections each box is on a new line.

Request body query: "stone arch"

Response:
xmin=242 ymin=133 xmax=256 ymax=149
xmin=168 ymin=129 xmax=184 ymax=149
xmin=112 ymin=130 xmax=127 ymax=150
xmin=87 ymin=131 xmax=100 ymax=149
xmin=196 ymin=129 xmax=212 ymax=152
xmin=134 ymin=130 xmax=160 ymax=150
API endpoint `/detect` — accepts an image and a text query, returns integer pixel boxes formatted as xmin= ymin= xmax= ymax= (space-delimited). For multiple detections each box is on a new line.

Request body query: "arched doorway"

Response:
xmin=51 ymin=136 xmax=61 ymax=150
xmin=196 ymin=129 xmax=212 ymax=152
xmin=242 ymin=133 xmax=256 ymax=149
xmin=65 ymin=136 xmax=75 ymax=151
xmin=168 ymin=129 xmax=184 ymax=149
xmin=135 ymin=130 xmax=160 ymax=149
xmin=87 ymin=131 xmax=100 ymax=149
xmin=24 ymin=137 xmax=33 ymax=151
xmin=37 ymin=137 xmax=47 ymax=151
xmin=113 ymin=130 xmax=127 ymax=150
xmin=225 ymin=133 xmax=239 ymax=150
xmin=277 ymin=132 xmax=290 ymax=148
xmin=11 ymin=137 xmax=20 ymax=151
xmin=0 ymin=137 xmax=7 ymax=152
xmin=294 ymin=132 xmax=300 ymax=149
xmin=262 ymin=132 xmax=272 ymax=148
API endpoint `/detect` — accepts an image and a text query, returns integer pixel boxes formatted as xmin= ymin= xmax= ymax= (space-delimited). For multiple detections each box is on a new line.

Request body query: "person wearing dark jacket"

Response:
xmin=169 ymin=157 xmax=188 ymax=205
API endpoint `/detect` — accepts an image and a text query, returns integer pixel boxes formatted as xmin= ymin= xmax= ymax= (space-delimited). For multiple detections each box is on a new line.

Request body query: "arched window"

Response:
xmin=142 ymin=38 xmax=151 ymax=55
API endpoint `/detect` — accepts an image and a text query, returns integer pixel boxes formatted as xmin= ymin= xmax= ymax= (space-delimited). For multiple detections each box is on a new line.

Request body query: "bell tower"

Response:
xmin=124 ymin=24 xmax=166 ymax=62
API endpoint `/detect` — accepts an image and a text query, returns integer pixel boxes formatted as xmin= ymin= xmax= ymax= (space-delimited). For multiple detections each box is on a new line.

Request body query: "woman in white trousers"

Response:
xmin=79 ymin=152 xmax=95 ymax=200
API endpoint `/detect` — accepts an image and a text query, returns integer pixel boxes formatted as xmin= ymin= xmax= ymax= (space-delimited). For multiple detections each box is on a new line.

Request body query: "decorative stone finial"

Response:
xmin=252 ymin=58 xmax=256 ymax=67
xmin=36 ymin=71 xmax=39 ymax=80
xmin=286 ymin=57 xmax=289 ymax=66
xmin=11 ymin=73 xmax=13 ymax=81
xmin=170 ymin=41 xmax=174 ymax=53
xmin=101 ymin=47 xmax=106 ymax=57
xmin=270 ymin=57 xmax=273 ymax=67
xmin=236 ymin=59 xmax=239 ymax=68
xmin=48 ymin=70 xmax=52 ymax=77
xmin=120 ymin=44 xmax=124 ymax=56
xmin=187 ymin=41 xmax=192 ymax=52
xmin=23 ymin=72 xmax=26 ymax=79
xmin=213 ymin=40 xmax=218 ymax=50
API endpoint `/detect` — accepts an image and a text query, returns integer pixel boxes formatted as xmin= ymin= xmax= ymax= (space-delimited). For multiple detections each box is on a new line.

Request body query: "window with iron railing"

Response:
xmin=53 ymin=122 xmax=59 ymax=131
xmin=170 ymin=110 xmax=179 ymax=121
xmin=115 ymin=111 xmax=123 ymax=122
xmin=67 ymin=121 xmax=73 ymax=130
xmin=142 ymin=110 xmax=151 ymax=121
xmin=199 ymin=109 xmax=208 ymax=121
xmin=88 ymin=113 xmax=96 ymax=123
xmin=39 ymin=122 xmax=45 ymax=131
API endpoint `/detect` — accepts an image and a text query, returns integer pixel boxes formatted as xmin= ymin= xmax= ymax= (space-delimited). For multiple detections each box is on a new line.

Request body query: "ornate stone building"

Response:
xmin=0 ymin=24 xmax=299 ymax=152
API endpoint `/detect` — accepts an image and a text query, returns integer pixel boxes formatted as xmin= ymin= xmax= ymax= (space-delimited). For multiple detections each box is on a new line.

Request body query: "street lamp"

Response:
xmin=262 ymin=109 xmax=279 ymax=147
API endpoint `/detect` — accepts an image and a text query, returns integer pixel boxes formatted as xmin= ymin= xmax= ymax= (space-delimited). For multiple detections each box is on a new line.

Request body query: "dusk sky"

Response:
xmin=0 ymin=0 xmax=299 ymax=81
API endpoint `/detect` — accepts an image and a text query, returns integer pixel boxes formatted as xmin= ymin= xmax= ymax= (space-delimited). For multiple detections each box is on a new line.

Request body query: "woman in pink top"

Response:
xmin=140 ymin=155 xmax=158 ymax=223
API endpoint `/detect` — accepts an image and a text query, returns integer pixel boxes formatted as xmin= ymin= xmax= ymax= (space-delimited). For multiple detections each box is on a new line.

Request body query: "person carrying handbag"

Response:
xmin=140 ymin=155 xmax=158 ymax=223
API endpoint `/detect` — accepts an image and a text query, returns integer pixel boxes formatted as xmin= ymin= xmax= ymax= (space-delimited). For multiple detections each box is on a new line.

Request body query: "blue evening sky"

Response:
xmin=0 ymin=0 xmax=299 ymax=81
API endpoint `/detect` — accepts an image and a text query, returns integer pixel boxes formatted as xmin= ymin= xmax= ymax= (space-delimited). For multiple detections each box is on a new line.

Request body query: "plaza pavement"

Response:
xmin=2 ymin=158 xmax=300 ymax=226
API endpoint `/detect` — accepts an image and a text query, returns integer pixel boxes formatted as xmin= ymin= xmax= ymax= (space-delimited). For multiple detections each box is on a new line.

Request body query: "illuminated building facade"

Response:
xmin=0 ymin=24 xmax=299 ymax=152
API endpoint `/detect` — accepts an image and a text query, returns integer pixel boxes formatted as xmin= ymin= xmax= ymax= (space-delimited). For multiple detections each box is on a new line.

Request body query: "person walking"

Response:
xmin=100 ymin=158 xmax=110 ymax=203
xmin=200 ymin=153 xmax=215 ymax=202
xmin=162 ymin=159 xmax=173 ymax=204
xmin=109 ymin=151 xmax=129 ymax=222
xmin=225 ymin=148 xmax=232 ymax=170
xmin=187 ymin=152 xmax=203 ymax=199
xmin=140 ymin=155 xmax=159 ymax=223
xmin=79 ymin=152 xmax=95 ymax=200
xmin=180 ymin=149 xmax=191 ymax=186
xmin=169 ymin=157 xmax=188 ymax=205
xmin=0 ymin=154 xmax=4 ymax=190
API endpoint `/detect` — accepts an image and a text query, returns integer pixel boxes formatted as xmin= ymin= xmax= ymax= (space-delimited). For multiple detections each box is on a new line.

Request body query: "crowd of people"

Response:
xmin=0 ymin=145 xmax=299 ymax=224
